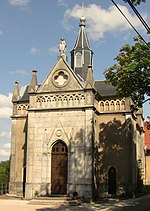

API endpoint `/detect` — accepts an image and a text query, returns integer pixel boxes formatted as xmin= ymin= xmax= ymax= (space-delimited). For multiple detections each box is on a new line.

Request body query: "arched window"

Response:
xmin=116 ymin=101 xmax=120 ymax=111
xmin=121 ymin=100 xmax=126 ymax=110
xmin=75 ymin=52 xmax=82 ymax=67
xmin=105 ymin=101 xmax=109 ymax=111
xmin=108 ymin=166 xmax=116 ymax=195
xmin=110 ymin=101 xmax=115 ymax=111
xmin=100 ymin=102 xmax=104 ymax=111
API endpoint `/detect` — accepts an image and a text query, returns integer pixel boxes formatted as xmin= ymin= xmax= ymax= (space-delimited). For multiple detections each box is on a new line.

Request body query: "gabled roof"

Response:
xmin=19 ymin=85 xmax=29 ymax=102
xmin=95 ymin=80 xmax=117 ymax=97
xmin=38 ymin=56 xmax=85 ymax=93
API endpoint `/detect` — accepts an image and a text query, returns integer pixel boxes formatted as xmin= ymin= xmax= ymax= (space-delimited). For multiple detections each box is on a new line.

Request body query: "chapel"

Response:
xmin=9 ymin=16 xmax=145 ymax=200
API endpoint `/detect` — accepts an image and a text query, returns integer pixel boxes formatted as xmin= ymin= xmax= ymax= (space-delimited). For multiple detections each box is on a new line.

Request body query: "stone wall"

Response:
xmin=94 ymin=113 xmax=135 ymax=197
xmin=25 ymin=108 xmax=94 ymax=199
xmin=9 ymin=117 xmax=27 ymax=196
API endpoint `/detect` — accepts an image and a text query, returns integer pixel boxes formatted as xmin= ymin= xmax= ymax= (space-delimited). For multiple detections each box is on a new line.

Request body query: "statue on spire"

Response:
xmin=59 ymin=38 xmax=67 ymax=55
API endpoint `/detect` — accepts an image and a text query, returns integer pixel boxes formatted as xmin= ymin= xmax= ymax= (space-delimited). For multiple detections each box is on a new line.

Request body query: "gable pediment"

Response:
xmin=38 ymin=57 xmax=84 ymax=93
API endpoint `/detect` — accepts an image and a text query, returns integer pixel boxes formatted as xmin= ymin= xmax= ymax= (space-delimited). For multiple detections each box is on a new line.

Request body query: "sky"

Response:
xmin=0 ymin=0 xmax=149 ymax=161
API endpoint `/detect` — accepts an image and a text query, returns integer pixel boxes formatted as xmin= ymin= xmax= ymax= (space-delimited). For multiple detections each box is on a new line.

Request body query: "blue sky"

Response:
xmin=0 ymin=0 xmax=149 ymax=161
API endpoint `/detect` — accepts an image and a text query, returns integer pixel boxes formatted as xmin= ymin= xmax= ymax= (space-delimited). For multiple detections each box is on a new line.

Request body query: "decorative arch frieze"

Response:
xmin=35 ymin=93 xmax=86 ymax=108
xmin=99 ymin=99 xmax=126 ymax=112
xmin=17 ymin=104 xmax=29 ymax=115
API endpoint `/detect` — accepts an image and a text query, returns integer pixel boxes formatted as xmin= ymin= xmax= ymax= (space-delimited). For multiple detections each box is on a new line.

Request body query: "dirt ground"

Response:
xmin=0 ymin=195 xmax=96 ymax=211
xmin=1 ymin=194 xmax=150 ymax=211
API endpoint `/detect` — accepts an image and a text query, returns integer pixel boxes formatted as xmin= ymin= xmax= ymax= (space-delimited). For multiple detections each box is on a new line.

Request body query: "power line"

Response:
xmin=126 ymin=0 xmax=150 ymax=33
xmin=111 ymin=0 xmax=149 ymax=46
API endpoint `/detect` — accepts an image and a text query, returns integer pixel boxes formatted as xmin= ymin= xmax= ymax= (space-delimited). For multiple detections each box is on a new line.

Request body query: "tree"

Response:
xmin=105 ymin=37 xmax=150 ymax=114
xmin=0 ymin=160 xmax=10 ymax=184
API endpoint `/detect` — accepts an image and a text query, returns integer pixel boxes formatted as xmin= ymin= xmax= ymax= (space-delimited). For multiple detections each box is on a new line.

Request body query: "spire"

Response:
xmin=74 ymin=16 xmax=90 ymax=50
xmin=12 ymin=80 xmax=20 ymax=102
xmin=70 ymin=16 xmax=93 ymax=81
xmin=86 ymin=65 xmax=95 ymax=88
xmin=28 ymin=69 xmax=38 ymax=93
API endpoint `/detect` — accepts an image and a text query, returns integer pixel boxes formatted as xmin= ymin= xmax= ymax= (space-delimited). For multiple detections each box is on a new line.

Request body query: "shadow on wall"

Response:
xmin=93 ymin=117 xmax=136 ymax=198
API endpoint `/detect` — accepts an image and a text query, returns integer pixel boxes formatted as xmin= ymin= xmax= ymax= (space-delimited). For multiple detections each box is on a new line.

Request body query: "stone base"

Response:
xmin=9 ymin=182 xmax=23 ymax=197
xmin=96 ymin=183 xmax=135 ymax=198
xmin=68 ymin=183 xmax=92 ymax=202
xmin=25 ymin=183 xmax=52 ymax=199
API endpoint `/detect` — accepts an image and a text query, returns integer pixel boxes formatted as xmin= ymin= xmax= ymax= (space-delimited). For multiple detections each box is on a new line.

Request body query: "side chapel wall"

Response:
xmin=93 ymin=96 xmax=136 ymax=197
xmin=9 ymin=102 xmax=28 ymax=196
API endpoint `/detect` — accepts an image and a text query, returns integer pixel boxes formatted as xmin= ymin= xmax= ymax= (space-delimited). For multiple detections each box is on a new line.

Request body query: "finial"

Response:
xmin=12 ymin=80 xmax=20 ymax=102
xmin=86 ymin=65 xmax=94 ymax=88
xmin=28 ymin=69 xmax=38 ymax=93
xmin=79 ymin=16 xmax=85 ymax=27
xmin=79 ymin=3 xmax=85 ymax=27
xmin=32 ymin=68 xmax=37 ymax=73
xmin=81 ymin=3 xmax=84 ymax=16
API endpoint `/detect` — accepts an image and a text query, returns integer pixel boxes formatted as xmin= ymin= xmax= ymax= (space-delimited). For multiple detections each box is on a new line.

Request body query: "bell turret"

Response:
xmin=70 ymin=16 xmax=93 ymax=80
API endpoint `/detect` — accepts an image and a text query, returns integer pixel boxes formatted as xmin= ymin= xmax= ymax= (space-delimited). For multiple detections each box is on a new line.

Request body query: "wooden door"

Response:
xmin=51 ymin=141 xmax=68 ymax=194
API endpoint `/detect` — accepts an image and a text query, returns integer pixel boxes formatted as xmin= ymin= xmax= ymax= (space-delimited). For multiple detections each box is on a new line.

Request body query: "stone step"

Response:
xmin=35 ymin=195 xmax=71 ymax=200
xmin=29 ymin=196 xmax=82 ymax=206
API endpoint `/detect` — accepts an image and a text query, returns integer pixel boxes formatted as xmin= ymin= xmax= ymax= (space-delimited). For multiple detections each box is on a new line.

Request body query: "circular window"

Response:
xmin=52 ymin=70 xmax=69 ymax=88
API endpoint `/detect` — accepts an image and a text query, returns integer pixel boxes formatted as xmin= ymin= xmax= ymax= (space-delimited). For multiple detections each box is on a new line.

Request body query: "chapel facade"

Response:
xmin=9 ymin=17 xmax=145 ymax=200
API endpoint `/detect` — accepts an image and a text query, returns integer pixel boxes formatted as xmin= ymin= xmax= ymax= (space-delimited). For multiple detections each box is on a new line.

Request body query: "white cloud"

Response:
xmin=0 ymin=149 xmax=10 ymax=157
xmin=63 ymin=4 xmax=148 ymax=41
xmin=0 ymin=142 xmax=10 ymax=158
xmin=9 ymin=69 xmax=29 ymax=76
xmin=0 ymin=131 xmax=11 ymax=139
xmin=0 ymin=30 xmax=2 ymax=35
xmin=0 ymin=93 xmax=12 ymax=119
xmin=0 ymin=93 xmax=12 ymax=107
xmin=30 ymin=47 xmax=40 ymax=55
xmin=49 ymin=46 xmax=58 ymax=54
xmin=3 ymin=143 xmax=11 ymax=149
xmin=0 ymin=108 xmax=12 ymax=119
xmin=0 ymin=131 xmax=8 ymax=138
xmin=57 ymin=0 xmax=68 ymax=7
xmin=9 ymin=0 xmax=30 ymax=6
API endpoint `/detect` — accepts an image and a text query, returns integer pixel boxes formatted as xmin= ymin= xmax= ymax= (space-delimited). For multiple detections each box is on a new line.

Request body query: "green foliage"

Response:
xmin=34 ymin=190 xmax=39 ymax=197
xmin=105 ymin=37 xmax=150 ymax=113
xmin=0 ymin=160 xmax=10 ymax=184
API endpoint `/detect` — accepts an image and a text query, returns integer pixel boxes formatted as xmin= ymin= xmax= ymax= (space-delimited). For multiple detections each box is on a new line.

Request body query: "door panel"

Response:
xmin=51 ymin=141 xmax=68 ymax=194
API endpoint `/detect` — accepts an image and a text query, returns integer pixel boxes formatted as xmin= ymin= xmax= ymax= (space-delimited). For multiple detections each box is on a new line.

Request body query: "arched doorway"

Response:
xmin=108 ymin=166 xmax=116 ymax=195
xmin=51 ymin=141 xmax=68 ymax=194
